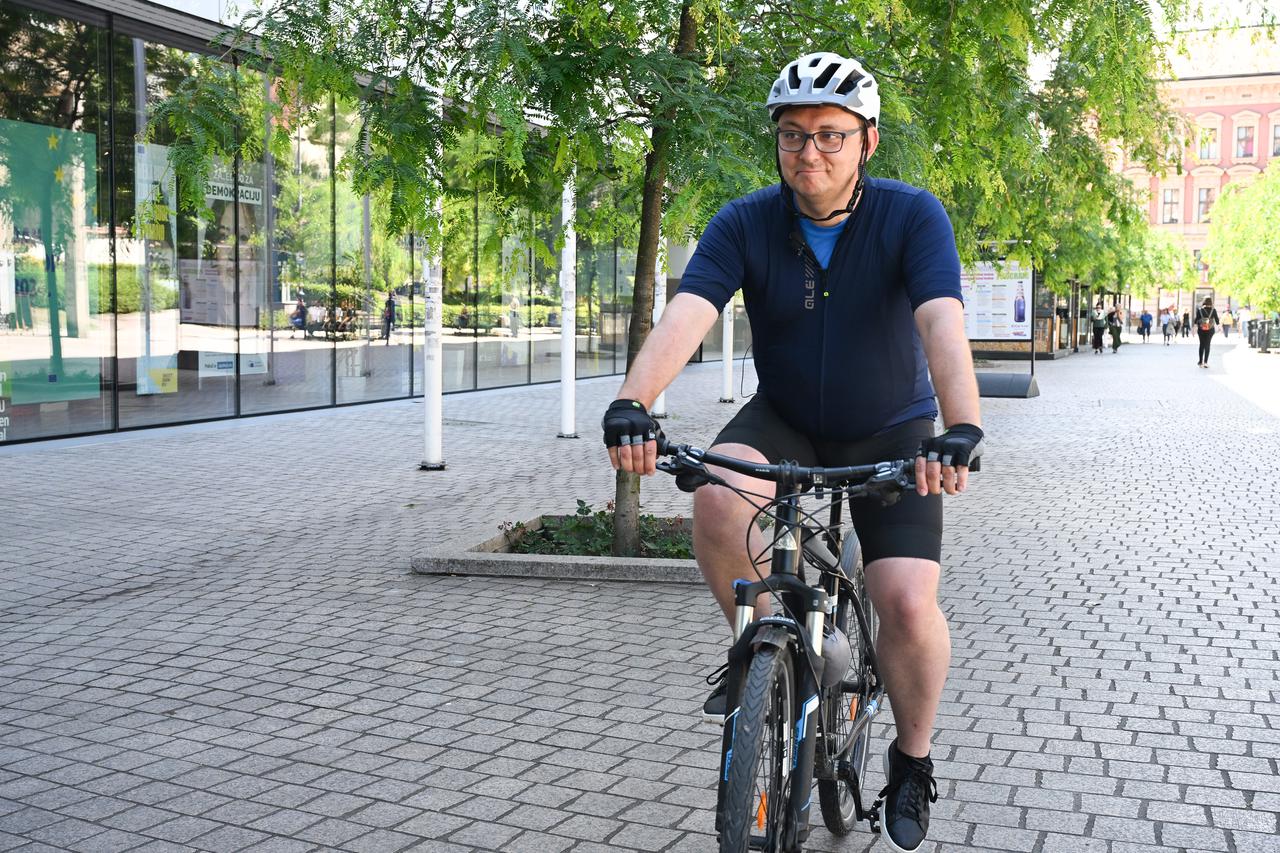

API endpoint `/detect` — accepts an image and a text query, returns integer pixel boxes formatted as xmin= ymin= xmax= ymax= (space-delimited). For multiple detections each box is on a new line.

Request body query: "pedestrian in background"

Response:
xmin=1106 ymin=304 xmax=1123 ymax=353
xmin=381 ymin=292 xmax=396 ymax=343
xmin=1181 ymin=310 xmax=1191 ymax=338
xmin=1195 ymin=298 xmax=1219 ymax=368
xmin=1221 ymin=309 xmax=1234 ymax=338
xmin=1091 ymin=301 xmax=1106 ymax=354
xmin=1139 ymin=308 xmax=1153 ymax=343
xmin=1161 ymin=309 xmax=1175 ymax=345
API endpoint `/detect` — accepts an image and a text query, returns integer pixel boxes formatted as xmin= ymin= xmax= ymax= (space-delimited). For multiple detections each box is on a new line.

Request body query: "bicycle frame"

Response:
xmin=654 ymin=441 xmax=912 ymax=850
xmin=709 ymin=464 xmax=850 ymax=849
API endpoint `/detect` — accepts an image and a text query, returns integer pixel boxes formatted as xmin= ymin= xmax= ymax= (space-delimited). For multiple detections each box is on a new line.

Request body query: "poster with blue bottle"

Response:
xmin=960 ymin=259 xmax=1033 ymax=340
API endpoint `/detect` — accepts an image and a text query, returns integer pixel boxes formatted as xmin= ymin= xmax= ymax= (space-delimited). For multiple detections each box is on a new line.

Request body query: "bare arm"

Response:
xmin=611 ymin=292 xmax=722 ymax=474
xmin=914 ymin=296 xmax=981 ymax=494
xmin=617 ymin=292 xmax=722 ymax=407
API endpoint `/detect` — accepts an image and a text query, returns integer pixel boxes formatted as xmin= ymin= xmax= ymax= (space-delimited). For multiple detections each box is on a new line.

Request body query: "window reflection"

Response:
xmin=241 ymin=82 xmax=334 ymax=412
xmin=0 ymin=5 xmax=636 ymax=444
xmin=116 ymin=41 xmax=242 ymax=427
xmin=0 ymin=6 xmax=112 ymax=441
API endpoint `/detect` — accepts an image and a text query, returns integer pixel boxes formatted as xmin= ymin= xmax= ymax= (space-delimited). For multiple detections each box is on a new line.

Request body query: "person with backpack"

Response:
xmin=1195 ymin=297 xmax=1220 ymax=368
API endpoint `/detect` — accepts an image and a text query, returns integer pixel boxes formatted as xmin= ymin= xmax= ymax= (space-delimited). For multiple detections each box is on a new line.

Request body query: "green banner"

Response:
xmin=0 ymin=117 xmax=103 ymax=404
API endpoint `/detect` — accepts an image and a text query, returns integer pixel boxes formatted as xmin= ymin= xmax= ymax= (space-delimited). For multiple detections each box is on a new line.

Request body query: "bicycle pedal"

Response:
xmin=866 ymin=801 xmax=881 ymax=834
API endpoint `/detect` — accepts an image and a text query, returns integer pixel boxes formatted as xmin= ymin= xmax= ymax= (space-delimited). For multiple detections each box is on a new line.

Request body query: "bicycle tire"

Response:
xmin=719 ymin=646 xmax=797 ymax=853
xmin=817 ymin=539 xmax=877 ymax=835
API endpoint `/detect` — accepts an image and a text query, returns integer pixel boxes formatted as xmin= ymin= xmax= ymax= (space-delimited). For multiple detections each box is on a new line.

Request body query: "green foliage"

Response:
xmin=149 ymin=0 xmax=1193 ymax=302
xmin=143 ymin=57 xmax=272 ymax=226
xmin=500 ymin=500 xmax=694 ymax=559
xmin=1204 ymin=164 xmax=1280 ymax=310
xmin=94 ymin=264 xmax=178 ymax=314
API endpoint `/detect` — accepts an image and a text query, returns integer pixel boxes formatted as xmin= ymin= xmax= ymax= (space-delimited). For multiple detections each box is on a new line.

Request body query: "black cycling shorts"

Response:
xmin=712 ymin=393 xmax=943 ymax=566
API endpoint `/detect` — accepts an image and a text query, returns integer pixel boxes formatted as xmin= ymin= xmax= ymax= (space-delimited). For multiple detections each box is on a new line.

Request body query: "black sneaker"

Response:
xmin=877 ymin=739 xmax=938 ymax=852
xmin=702 ymin=664 xmax=728 ymax=724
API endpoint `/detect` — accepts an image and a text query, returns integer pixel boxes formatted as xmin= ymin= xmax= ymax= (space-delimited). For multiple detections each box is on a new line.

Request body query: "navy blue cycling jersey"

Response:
xmin=677 ymin=177 xmax=963 ymax=442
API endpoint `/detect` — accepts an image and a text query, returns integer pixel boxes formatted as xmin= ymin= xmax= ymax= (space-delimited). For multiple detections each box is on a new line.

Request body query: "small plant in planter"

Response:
xmin=500 ymin=500 xmax=693 ymax=560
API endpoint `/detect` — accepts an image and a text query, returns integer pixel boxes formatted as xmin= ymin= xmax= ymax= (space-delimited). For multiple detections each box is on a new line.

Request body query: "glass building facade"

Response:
xmin=0 ymin=0 xmax=695 ymax=444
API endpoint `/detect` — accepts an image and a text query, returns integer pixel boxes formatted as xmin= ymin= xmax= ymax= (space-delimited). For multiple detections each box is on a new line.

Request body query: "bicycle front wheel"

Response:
xmin=719 ymin=646 xmax=797 ymax=853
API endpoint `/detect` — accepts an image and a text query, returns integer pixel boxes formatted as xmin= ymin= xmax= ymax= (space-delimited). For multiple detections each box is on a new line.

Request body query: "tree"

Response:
xmin=1204 ymin=164 xmax=1279 ymax=311
xmin=151 ymin=0 xmax=1192 ymax=554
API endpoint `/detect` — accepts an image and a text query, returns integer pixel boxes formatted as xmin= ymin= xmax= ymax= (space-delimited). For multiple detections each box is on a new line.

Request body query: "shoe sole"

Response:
xmin=877 ymin=744 xmax=924 ymax=853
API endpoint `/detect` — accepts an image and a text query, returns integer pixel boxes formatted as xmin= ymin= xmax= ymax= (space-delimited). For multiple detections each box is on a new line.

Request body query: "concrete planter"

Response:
xmin=410 ymin=514 xmax=702 ymax=584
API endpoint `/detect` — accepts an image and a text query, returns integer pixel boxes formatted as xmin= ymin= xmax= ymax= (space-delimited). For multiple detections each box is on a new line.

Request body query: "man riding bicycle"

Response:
xmin=602 ymin=52 xmax=982 ymax=853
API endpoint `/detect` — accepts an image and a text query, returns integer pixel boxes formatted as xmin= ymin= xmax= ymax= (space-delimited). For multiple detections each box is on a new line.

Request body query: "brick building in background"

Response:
xmin=1120 ymin=27 xmax=1280 ymax=312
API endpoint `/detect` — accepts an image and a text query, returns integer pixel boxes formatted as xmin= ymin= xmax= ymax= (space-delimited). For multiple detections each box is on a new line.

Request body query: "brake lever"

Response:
xmin=657 ymin=455 xmax=715 ymax=493
xmin=848 ymin=462 xmax=914 ymax=506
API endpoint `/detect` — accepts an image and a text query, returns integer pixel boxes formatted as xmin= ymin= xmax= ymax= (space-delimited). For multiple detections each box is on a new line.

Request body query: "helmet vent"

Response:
xmin=813 ymin=64 xmax=838 ymax=90
xmin=788 ymin=65 xmax=801 ymax=90
xmin=836 ymin=73 xmax=861 ymax=95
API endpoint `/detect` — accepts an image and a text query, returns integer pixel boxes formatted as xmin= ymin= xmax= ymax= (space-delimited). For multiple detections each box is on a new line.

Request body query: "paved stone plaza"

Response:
xmin=2 ymin=332 xmax=1279 ymax=852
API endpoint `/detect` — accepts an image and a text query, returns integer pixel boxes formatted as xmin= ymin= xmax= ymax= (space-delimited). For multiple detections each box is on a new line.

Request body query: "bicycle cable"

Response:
xmin=663 ymin=455 xmax=869 ymax=694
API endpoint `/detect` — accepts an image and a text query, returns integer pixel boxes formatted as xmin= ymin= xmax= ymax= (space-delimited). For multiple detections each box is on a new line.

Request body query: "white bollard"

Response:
xmin=720 ymin=291 xmax=735 ymax=402
xmin=651 ymin=237 xmax=669 ymax=418
xmin=558 ymin=173 xmax=577 ymax=438
xmin=421 ymin=205 xmax=445 ymax=470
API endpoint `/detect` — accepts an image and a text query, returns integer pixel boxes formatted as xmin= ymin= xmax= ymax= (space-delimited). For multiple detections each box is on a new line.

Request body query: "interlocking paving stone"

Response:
xmin=3 ymin=342 xmax=1280 ymax=851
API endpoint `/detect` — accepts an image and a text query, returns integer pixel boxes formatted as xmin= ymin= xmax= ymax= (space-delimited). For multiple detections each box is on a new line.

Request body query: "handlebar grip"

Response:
xmin=968 ymin=456 xmax=981 ymax=473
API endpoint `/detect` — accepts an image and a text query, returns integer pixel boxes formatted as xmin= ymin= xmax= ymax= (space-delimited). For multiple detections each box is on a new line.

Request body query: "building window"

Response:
xmin=1162 ymin=189 xmax=1179 ymax=224
xmin=1236 ymin=125 xmax=1255 ymax=158
xmin=1272 ymin=124 xmax=1280 ymax=156
xmin=1198 ymin=127 xmax=1218 ymax=161
xmin=1197 ymin=188 xmax=1215 ymax=223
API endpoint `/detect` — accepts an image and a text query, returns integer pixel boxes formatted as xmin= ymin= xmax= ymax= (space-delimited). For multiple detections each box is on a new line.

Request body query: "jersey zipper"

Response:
xmin=813 ymin=220 xmax=857 ymax=436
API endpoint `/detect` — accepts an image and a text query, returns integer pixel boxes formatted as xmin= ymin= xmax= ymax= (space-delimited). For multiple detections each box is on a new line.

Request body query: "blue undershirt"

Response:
xmin=798 ymin=216 xmax=849 ymax=270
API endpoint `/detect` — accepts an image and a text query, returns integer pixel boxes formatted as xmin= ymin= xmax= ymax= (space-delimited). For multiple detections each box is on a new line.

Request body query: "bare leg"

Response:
xmin=692 ymin=443 xmax=777 ymax=627
xmin=865 ymin=557 xmax=950 ymax=759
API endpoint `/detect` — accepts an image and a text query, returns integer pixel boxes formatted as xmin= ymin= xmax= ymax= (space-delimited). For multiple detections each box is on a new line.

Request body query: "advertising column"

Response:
xmin=961 ymin=258 xmax=1038 ymax=397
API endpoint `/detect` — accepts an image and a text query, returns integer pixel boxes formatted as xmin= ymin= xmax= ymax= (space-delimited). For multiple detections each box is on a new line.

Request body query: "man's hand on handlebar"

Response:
xmin=602 ymin=399 xmax=661 ymax=476
xmin=915 ymin=423 xmax=984 ymax=496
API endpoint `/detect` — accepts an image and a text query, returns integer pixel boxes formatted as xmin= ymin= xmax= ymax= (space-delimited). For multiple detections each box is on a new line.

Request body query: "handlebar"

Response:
xmin=655 ymin=436 xmax=916 ymax=495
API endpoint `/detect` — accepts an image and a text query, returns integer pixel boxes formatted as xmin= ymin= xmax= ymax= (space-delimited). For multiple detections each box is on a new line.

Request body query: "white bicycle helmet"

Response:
xmin=766 ymin=52 xmax=880 ymax=125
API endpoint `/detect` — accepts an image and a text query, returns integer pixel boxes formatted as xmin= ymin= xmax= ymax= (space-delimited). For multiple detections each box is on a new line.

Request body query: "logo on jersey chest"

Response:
xmin=792 ymin=231 xmax=818 ymax=310
xmin=801 ymin=253 xmax=820 ymax=310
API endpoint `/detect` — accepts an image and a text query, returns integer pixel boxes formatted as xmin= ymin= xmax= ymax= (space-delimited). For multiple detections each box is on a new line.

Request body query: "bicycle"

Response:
xmin=655 ymin=435 xmax=962 ymax=852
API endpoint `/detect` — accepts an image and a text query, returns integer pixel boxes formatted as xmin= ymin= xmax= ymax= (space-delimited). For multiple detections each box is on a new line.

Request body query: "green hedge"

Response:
xmin=94 ymin=264 xmax=179 ymax=313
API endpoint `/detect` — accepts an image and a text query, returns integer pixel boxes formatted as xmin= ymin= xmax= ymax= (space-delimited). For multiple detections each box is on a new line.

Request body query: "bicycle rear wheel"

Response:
xmin=817 ymin=539 xmax=877 ymax=835
xmin=719 ymin=646 xmax=797 ymax=853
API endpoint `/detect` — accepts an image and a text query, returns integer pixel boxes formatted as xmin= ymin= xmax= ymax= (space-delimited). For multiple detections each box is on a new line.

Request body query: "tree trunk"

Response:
xmin=42 ymin=200 xmax=64 ymax=377
xmin=612 ymin=2 xmax=697 ymax=558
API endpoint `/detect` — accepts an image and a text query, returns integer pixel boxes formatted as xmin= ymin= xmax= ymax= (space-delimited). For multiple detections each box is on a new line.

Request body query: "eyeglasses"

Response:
xmin=776 ymin=127 xmax=863 ymax=153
